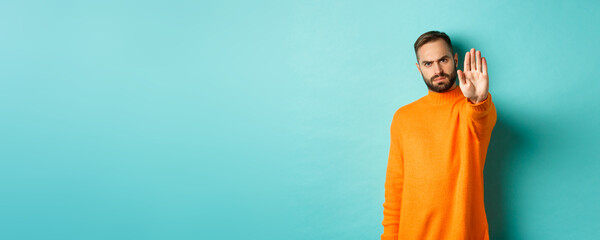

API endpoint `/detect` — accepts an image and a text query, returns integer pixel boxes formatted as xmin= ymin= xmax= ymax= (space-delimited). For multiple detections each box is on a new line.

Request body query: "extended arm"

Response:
xmin=458 ymin=48 xmax=497 ymax=135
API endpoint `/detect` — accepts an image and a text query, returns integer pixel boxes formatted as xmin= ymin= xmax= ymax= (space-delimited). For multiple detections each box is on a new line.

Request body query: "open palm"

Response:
xmin=458 ymin=48 xmax=489 ymax=103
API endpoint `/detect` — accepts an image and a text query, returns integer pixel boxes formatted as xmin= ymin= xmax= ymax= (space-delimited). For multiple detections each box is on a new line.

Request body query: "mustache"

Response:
xmin=430 ymin=73 xmax=450 ymax=81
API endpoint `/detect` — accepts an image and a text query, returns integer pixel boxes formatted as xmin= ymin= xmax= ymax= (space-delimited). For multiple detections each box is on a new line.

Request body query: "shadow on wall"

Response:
xmin=484 ymin=117 xmax=522 ymax=240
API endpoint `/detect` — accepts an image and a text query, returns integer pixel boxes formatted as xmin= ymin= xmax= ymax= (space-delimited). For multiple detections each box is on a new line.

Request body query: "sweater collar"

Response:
xmin=425 ymin=85 xmax=464 ymax=104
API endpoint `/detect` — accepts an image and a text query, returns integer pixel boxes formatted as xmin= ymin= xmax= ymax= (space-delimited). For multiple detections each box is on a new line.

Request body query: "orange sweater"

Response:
xmin=381 ymin=86 xmax=497 ymax=240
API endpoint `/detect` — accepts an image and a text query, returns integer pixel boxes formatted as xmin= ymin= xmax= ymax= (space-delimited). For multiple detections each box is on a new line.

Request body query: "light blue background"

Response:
xmin=1 ymin=1 xmax=599 ymax=239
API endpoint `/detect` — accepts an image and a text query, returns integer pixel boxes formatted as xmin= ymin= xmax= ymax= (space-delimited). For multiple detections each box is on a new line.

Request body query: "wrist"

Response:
xmin=468 ymin=94 xmax=488 ymax=104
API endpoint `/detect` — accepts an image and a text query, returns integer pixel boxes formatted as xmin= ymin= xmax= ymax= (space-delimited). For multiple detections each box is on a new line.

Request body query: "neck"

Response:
xmin=448 ymin=84 xmax=457 ymax=91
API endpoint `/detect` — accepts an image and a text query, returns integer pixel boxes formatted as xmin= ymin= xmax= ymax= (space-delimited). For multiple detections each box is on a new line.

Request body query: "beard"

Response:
xmin=422 ymin=68 xmax=457 ymax=93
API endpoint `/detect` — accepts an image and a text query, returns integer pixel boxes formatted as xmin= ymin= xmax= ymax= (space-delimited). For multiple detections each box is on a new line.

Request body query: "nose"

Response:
xmin=433 ymin=62 xmax=443 ymax=75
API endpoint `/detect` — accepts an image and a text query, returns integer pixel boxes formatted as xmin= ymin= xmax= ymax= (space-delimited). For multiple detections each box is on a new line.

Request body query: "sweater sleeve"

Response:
xmin=464 ymin=92 xmax=497 ymax=139
xmin=381 ymin=113 xmax=404 ymax=240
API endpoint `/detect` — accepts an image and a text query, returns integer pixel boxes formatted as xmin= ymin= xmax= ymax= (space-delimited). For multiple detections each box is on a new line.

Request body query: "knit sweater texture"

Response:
xmin=381 ymin=86 xmax=497 ymax=240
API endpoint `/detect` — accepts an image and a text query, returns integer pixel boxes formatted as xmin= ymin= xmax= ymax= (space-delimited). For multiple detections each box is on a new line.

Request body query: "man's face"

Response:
xmin=415 ymin=39 xmax=458 ymax=93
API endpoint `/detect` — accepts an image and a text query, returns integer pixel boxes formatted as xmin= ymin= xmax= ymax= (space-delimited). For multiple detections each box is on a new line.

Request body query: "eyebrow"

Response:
xmin=421 ymin=55 xmax=450 ymax=64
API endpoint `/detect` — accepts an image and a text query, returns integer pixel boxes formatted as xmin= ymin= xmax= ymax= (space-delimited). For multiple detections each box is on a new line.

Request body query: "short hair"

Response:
xmin=414 ymin=31 xmax=454 ymax=61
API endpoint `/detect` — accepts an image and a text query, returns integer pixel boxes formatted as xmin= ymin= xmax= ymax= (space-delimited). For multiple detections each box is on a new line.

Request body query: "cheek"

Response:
xmin=423 ymin=71 xmax=433 ymax=78
xmin=445 ymin=64 xmax=455 ymax=73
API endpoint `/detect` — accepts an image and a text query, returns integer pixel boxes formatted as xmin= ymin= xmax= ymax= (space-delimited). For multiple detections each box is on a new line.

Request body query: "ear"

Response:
xmin=415 ymin=63 xmax=421 ymax=73
xmin=454 ymin=52 xmax=458 ymax=67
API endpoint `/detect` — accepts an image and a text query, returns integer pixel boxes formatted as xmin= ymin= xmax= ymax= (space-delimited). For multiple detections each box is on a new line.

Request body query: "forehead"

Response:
xmin=417 ymin=39 xmax=452 ymax=61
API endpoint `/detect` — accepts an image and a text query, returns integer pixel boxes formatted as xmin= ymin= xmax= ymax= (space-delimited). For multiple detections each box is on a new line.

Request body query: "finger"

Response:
xmin=457 ymin=70 xmax=466 ymax=85
xmin=482 ymin=57 xmax=487 ymax=75
xmin=470 ymin=48 xmax=476 ymax=72
xmin=464 ymin=52 xmax=471 ymax=72
xmin=476 ymin=50 xmax=481 ymax=72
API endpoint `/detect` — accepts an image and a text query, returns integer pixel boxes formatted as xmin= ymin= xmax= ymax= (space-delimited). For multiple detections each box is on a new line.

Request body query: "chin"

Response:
xmin=430 ymin=83 xmax=453 ymax=92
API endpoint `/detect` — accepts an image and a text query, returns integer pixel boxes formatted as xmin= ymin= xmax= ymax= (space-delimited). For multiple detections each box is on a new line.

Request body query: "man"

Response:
xmin=380 ymin=31 xmax=497 ymax=240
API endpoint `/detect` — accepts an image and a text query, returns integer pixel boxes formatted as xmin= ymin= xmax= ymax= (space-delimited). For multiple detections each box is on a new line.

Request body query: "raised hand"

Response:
xmin=457 ymin=48 xmax=489 ymax=104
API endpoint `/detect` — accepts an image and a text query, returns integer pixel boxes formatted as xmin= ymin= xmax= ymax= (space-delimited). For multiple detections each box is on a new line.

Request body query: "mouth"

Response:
xmin=434 ymin=77 xmax=446 ymax=82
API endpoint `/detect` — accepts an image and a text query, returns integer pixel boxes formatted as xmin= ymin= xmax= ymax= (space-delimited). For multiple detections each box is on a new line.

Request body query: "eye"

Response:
xmin=424 ymin=63 xmax=431 ymax=66
xmin=441 ymin=58 xmax=447 ymax=62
